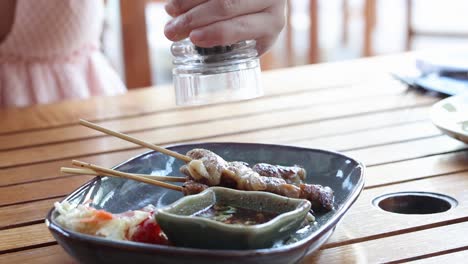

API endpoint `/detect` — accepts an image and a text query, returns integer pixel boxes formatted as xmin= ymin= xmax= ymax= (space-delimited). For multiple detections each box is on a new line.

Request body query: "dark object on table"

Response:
xmin=392 ymin=72 xmax=468 ymax=96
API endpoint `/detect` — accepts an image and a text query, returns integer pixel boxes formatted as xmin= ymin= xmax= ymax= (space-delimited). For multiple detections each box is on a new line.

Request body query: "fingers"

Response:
xmin=165 ymin=0 xmax=208 ymax=17
xmin=189 ymin=11 xmax=285 ymax=56
xmin=165 ymin=0 xmax=277 ymax=42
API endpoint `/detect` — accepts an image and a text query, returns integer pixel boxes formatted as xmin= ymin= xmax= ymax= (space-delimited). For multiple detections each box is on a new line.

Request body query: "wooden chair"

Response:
xmin=363 ymin=0 xmax=377 ymax=56
xmin=342 ymin=0 xmax=377 ymax=57
xmin=309 ymin=0 xmax=319 ymax=64
xmin=263 ymin=0 xmax=319 ymax=69
xmin=357 ymin=0 xmax=468 ymax=56
xmin=405 ymin=0 xmax=468 ymax=50
xmin=119 ymin=0 xmax=153 ymax=89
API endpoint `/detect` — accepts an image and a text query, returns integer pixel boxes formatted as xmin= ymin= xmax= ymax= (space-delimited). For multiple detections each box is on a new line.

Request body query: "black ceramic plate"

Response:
xmin=46 ymin=143 xmax=364 ymax=264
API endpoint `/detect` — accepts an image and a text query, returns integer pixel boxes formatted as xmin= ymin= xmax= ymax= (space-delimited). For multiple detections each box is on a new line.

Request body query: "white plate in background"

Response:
xmin=431 ymin=93 xmax=468 ymax=143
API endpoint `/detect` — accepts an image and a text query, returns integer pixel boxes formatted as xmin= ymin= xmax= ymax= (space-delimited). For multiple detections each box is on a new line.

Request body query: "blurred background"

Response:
xmin=103 ymin=0 xmax=468 ymax=89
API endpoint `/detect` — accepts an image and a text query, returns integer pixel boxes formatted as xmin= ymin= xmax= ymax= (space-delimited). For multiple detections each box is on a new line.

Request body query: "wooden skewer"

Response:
xmin=60 ymin=167 xmax=186 ymax=182
xmin=71 ymin=160 xmax=183 ymax=192
xmin=79 ymin=119 xmax=192 ymax=163
xmin=79 ymin=119 xmax=237 ymax=179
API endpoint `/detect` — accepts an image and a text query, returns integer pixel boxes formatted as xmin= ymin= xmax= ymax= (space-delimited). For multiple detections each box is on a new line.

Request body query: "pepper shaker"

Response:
xmin=171 ymin=39 xmax=263 ymax=106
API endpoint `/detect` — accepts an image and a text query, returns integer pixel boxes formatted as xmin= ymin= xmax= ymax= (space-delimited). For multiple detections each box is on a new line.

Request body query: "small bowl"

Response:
xmin=155 ymin=187 xmax=311 ymax=250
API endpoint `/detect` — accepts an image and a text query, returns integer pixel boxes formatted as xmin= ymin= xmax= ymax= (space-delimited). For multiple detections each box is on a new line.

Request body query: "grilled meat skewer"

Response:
xmin=180 ymin=149 xmax=334 ymax=211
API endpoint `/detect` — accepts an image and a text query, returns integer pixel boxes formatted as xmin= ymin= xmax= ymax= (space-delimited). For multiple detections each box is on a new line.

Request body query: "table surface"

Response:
xmin=1 ymin=53 xmax=467 ymax=263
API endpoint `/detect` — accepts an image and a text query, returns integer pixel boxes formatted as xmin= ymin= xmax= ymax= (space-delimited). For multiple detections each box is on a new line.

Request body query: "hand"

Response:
xmin=164 ymin=0 xmax=287 ymax=56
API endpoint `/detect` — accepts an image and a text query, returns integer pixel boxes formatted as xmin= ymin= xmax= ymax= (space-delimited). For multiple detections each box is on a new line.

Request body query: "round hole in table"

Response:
xmin=372 ymin=191 xmax=458 ymax=215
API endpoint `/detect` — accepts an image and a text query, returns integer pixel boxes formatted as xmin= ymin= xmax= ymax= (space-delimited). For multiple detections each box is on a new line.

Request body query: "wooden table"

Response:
xmin=1 ymin=53 xmax=467 ymax=263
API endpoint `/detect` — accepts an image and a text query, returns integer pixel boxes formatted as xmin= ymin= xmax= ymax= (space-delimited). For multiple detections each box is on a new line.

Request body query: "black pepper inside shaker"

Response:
xmin=195 ymin=45 xmax=234 ymax=56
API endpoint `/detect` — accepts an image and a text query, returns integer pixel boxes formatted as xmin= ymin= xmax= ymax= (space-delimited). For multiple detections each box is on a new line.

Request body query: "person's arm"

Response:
xmin=0 ymin=0 xmax=16 ymax=43
xmin=164 ymin=0 xmax=287 ymax=56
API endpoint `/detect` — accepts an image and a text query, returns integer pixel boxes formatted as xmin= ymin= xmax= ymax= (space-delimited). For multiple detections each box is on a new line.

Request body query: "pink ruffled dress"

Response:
xmin=0 ymin=0 xmax=126 ymax=108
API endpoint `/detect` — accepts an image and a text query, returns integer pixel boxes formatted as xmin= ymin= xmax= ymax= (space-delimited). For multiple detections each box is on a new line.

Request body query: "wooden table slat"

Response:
xmin=0 ymin=177 xmax=94 ymax=207
xmin=208 ymin=106 xmax=430 ymax=144
xmin=0 ymin=149 xmax=144 ymax=187
xmin=365 ymin=151 xmax=468 ymax=188
xmin=0 ymin=245 xmax=75 ymax=264
xmin=407 ymin=249 xmax=468 ymax=263
xmin=0 ymin=223 xmax=54 ymax=253
xmin=291 ymin=120 xmax=441 ymax=152
xmin=345 ymin=135 xmax=467 ymax=166
xmin=307 ymin=221 xmax=468 ymax=263
xmin=0 ymin=198 xmax=64 ymax=229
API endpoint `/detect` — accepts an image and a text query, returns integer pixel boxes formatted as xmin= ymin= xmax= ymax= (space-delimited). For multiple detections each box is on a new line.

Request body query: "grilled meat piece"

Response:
xmin=225 ymin=161 xmax=302 ymax=198
xmin=182 ymin=180 xmax=209 ymax=196
xmin=180 ymin=149 xmax=227 ymax=185
xmin=299 ymin=184 xmax=334 ymax=210
xmin=252 ymin=163 xmax=306 ymax=185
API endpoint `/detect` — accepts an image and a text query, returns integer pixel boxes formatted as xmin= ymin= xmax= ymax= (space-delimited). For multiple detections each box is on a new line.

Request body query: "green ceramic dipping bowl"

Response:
xmin=155 ymin=187 xmax=311 ymax=250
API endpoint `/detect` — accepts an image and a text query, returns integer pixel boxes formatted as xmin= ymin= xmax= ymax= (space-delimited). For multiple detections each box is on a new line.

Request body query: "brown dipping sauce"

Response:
xmin=192 ymin=203 xmax=279 ymax=225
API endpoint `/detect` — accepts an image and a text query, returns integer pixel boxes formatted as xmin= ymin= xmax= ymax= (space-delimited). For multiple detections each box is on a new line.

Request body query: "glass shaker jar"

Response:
xmin=171 ymin=39 xmax=263 ymax=106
